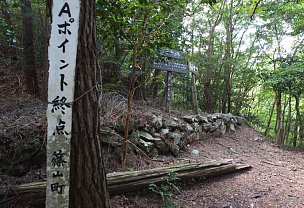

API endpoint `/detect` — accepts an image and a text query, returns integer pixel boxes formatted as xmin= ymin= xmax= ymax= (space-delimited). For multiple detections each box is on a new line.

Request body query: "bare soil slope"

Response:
xmin=111 ymin=125 xmax=304 ymax=208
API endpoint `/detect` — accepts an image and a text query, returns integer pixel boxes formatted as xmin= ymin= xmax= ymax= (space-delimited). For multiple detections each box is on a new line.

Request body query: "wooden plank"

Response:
xmin=0 ymin=160 xmax=251 ymax=207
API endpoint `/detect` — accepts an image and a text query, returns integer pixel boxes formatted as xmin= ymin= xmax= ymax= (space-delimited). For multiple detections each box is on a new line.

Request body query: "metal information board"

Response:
xmin=151 ymin=61 xmax=188 ymax=73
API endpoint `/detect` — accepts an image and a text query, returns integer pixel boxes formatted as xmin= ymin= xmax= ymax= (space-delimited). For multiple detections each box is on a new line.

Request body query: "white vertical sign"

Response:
xmin=46 ymin=1 xmax=80 ymax=207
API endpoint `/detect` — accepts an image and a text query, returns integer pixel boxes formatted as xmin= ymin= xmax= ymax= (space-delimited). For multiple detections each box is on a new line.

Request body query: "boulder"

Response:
xmin=186 ymin=132 xmax=200 ymax=144
xmin=138 ymin=130 xmax=161 ymax=142
xmin=138 ymin=139 xmax=154 ymax=153
xmin=151 ymin=114 xmax=163 ymax=130
xmin=182 ymin=115 xmax=197 ymax=123
xmin=159 ymin=128 xmax=170 ymax=137
xmin=180 ymin=123 xmax=194 ymax=133
xmin=163 ymin=117 xmax=179 ymax=130
xmin=202 ymin=123 xmax=212 ymax=133
xmin=196 ymin=115 xmax=208 ymax=124
xmin=191 ymin=149 xmax=200 ymax=157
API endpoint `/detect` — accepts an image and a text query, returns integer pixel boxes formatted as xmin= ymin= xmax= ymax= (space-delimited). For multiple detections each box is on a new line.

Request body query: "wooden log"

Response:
xmin=0 ymin=160 xmax=251 ymax=207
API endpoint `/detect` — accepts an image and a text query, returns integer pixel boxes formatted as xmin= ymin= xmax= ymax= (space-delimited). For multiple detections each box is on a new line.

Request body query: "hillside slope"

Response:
xmin=1 ymin=67 xmax=304 ymax=208
xmin=111 ymin=124 xmax=304 ymax=208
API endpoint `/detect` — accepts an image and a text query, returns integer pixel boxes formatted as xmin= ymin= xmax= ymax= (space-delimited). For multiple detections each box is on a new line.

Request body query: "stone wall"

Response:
xmin=101 ymin=112 xmax=246 ymax=157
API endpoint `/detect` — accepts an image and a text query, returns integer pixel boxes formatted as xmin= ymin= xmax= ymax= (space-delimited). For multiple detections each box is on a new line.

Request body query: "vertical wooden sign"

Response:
xmin=46 ymin=1 xmax=80 ymax=207
xmin=165 ymin=71 xmax=173 ymax=112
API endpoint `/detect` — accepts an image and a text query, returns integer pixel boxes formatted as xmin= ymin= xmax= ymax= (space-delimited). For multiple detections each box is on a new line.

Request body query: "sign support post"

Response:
xmin=191 ymin=73 xmax=199 ymax=114
xmin=189 ymin=62 xmax=199 ymax=114
xmin=46 ymin=1 xmax=80 ymax=207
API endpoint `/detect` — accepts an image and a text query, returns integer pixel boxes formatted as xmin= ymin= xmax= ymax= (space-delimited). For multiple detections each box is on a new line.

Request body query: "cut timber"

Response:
xmin=0 ymin=159 xmax=251 ymax=207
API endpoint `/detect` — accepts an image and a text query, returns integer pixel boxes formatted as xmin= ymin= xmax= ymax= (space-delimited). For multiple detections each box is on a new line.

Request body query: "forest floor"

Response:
xmin=1 ymin=65 xmax=304 ymax=208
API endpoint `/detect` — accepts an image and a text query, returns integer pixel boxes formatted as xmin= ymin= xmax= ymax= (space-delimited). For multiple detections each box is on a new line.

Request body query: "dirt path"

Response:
xmin=111 ymin=125 xmax=304 ymax=208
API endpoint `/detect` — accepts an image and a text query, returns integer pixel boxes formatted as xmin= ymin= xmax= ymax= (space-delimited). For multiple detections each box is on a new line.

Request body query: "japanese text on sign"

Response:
xmin=46 ymin=1 xmax=80 ymax=207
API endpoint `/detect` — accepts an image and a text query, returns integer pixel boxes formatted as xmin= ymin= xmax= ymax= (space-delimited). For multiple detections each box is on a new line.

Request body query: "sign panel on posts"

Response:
xmin=151 ymin=61 xmax=188 ymax=73
xmin=159 ymin=48 xmax=184 ymax=60
xmin=46 ymin=1 xmax=80 ymax=207
xmin=189 ymin=62 xmax=199 ymax=75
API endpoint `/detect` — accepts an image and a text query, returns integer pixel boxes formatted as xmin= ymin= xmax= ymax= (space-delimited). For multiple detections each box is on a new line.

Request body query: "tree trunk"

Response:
xmin=203 ymin=10 xmax=222 ymax=113
xmin=151 ymin=69 xmax=161 ymax=99
xmin=21 ymin=0 xmax=39 ymax=95
xmin=284 ymin=93 xmax=292 ymax=145
xmin=42 ymin=0 xmax=52 ymax=102
xmin=294 ymin=95 xmax=303 ymax=146
xmin=264 ymin=100 xmax=275 ymax=136
xmin=69 ymin=1 xmax=110 ymax=207
xmin=222 ymin=0 xmax=234 ymax=114
xmin=275 ymin=89 xmax=283 ymax=145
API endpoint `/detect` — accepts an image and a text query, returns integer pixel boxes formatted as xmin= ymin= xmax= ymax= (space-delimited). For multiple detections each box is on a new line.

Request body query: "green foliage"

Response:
xmin=148 ymin=172 xmax=180 ymax=208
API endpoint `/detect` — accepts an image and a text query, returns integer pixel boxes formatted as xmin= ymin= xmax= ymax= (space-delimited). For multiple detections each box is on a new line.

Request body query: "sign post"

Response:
xmin=46 ymin=1 xmax=80 ymax=207
xmin=151 ymin=49 xmax=200 ymax=113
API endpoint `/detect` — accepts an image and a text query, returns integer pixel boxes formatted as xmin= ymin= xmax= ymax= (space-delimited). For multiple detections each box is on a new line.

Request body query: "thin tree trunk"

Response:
xmin=203 ymin=7 xmax=223 ymax=113
xmin=294 ymin=95 xmax=303 ymax=146
xmin=69 ymin=0 xmax=110 ymax=207
xmin=223 ymin=0 xmax=234 ymax=114
xmin=275 ymin=89 xmax=283 ymax=145
xmin=293 ymin=99 xmax=299 ymax=147
xmin=122 ymin=45 xmax=137 ymax=171
xmin=284 ymin=93 xmax=292 ymax=145
xmin=21 ymin=0 xmax=39 ymax=95
xmin=151 ymin=69 xmax=161 ymax=99
xmin=264 ymin=100 xmax=275 ymax=136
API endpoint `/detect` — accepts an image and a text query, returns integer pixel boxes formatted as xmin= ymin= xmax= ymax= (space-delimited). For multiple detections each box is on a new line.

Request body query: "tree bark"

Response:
xmin=203 ymin=9 xmax=223 ymax=113
xmin=264 ymin=100 xmax=275 ymax=136
xmin=69 ymin=1 xmax=110 ymax=207
xmin=21 ymin=0 xmax=39 ymax=95
xmin=275 ymin=89 xmax=283 ymax=145
xmin=294 ymin=95 xmax=303 ymax=146
xmin=222 ymin=0 xmax=234 ymax=114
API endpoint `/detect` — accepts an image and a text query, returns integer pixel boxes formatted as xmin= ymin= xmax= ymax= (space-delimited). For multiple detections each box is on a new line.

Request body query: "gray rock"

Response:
xmin=191 ymin=149 xmax=200 ymax=157
xmin=186 ymin=132 xmax=200 ymax=143
xmin=163 ymin=118 xmax=178 ymax=129
xmin=196 ymin=115 xmax=208 ymax=124
xmin=235 ymin=116 xmax=247 ymax=125
xmin=154 ymin=139 xmax=169 ymax=154
xmin=138 ymin=130 xmax=161 ymax=142
xmin=182 ymin=115 xmax=196 ymax=123
xmin=152 ymin=114 xmax=163 ymax=130
xmin=220 ymin=122 xmax=227 ymax=135
xmin=180 ymin=123 xmax=194 ymax=132
xmin=191 ymin=122 xmax=200 ymax=132
xmin=159 ymin=128 xmax=170 ymax=137
xmin=229 ymin=123 xmax=236 ymax=131
xmin=168 ymin=132 xmax=183 ymax=145
xmin=202 ymin=123 xmax=212 ymax=133
xmin=142 ymin=124 xmax=155 ymax=135
xmin=138 ymin=139 xmax=154 ymax=153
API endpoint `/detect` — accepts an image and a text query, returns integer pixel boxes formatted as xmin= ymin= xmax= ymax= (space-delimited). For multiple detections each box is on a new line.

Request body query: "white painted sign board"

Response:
xmin=189 ymin=62 xmax=199 ymax=75
xmin=46 ymin=1 xmax=80 ymax=207
xmin=159 ymin=48 xmax=184 ymax=60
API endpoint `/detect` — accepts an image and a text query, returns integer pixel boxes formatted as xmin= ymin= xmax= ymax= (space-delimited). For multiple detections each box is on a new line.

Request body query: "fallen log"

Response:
xmin=0 ymin=159 xmax=251 ymax=207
